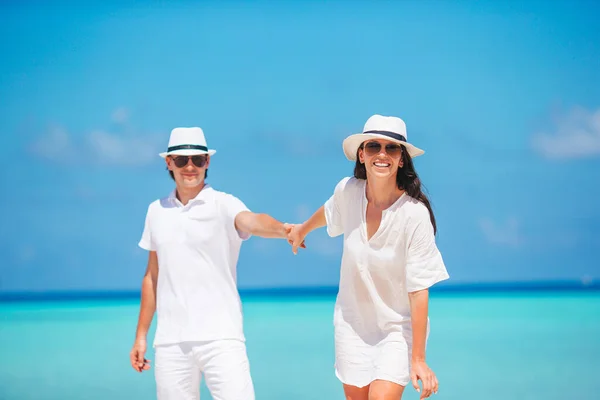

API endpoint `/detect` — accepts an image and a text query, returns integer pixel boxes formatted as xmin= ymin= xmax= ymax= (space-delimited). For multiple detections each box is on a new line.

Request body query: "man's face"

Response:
xmin=166 ymin=154 xmax=210 ymax=188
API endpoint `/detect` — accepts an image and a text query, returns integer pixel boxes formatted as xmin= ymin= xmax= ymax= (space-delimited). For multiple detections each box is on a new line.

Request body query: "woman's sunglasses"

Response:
xmin=170 ymin=155 xmax=208 ymax=168
xmin=363 ymin=141 xmax=403 ymax=157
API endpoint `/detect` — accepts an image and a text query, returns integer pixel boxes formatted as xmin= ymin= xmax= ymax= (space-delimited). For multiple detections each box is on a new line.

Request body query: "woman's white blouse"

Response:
xmin=324 ymin=176 xmax=449 ymax=340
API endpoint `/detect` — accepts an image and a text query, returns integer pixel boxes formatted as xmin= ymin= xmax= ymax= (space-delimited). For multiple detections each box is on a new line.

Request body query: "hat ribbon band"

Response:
xmin=363 ymin=130 xmax=407 ymax=143
xmin=167 ymin=144 xmax=208 ymax=152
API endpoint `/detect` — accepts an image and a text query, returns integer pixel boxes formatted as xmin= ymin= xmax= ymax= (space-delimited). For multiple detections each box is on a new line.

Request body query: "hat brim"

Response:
xmin=159 ymin=149 xmax=217 ymax=158
xmin=342 ymin=133 xmax=424 ymax=161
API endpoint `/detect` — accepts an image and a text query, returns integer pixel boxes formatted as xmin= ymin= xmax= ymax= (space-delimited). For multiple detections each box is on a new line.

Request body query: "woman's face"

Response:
xmin=358 ymin=139 xmax=404 ymax=180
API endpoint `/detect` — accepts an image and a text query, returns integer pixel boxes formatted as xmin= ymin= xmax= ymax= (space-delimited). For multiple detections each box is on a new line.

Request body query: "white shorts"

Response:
xmin=335 ymin=337 xmax=412 ymax=387
xmin=334 ymin=322 xmax=430 ymax=388
xmin=154 ymin=339 xmax=255 ymax=400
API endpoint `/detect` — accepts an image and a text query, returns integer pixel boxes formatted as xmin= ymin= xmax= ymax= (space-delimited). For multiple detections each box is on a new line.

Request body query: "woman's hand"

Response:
xmin=130 ymin=338 xmax=151 ymax=373
xmin=286 ymin=223 xmax=308 ymax=255
xmin=410 ymin=360 xmax=439 ymax=398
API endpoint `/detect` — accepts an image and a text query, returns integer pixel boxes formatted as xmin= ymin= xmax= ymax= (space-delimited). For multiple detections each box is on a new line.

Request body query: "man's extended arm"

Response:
xmin=234 ymin=211 xmax=288 ymax=239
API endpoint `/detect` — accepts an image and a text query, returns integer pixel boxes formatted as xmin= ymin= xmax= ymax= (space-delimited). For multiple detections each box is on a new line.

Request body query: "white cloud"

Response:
xmin=479 ymin=216 xmax=522 ymax=247
xmin=30 ymin=125 xmax=74 ymax=162
xmin=111 ymin=107 xmax=129 ymax=124
xmin=532 ymin=106 xmax=600 ymax=159
xmin=88 ymin=130 xmax=160 ymax=165
xmin=30 ymin=108 xmax=163 ymax=166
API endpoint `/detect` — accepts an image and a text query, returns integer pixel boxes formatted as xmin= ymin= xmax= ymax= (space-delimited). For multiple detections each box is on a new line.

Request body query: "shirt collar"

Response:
xmin=168 ymin=184 xmax=213 ymax=207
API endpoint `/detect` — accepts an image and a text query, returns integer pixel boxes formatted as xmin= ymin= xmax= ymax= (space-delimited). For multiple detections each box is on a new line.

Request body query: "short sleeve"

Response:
xmin=138 ymin=204 xmax=155 ymax=251
xmin=324 ymin=177 xmax=352 ymax=237
xmin=221 ymin=194 xmax=252 ymax=241
xmin=405 ymin=211 xmax=449 ymax=292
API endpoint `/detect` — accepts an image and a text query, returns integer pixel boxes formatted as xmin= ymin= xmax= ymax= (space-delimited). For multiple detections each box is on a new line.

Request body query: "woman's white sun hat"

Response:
xmin=342 ymin=114 xmax=425 ymax=161
xmin=159 ymin=127 xmax=217 ymax=158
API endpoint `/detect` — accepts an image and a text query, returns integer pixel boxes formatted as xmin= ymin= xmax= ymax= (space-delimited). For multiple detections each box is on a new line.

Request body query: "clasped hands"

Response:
xmin=283 ymin=223 xmax=307 ymax=255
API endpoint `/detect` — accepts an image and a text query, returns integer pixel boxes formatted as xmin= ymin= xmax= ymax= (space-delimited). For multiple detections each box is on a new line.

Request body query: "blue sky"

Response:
xmin=1 ymin=0 xmax=599 ymax=292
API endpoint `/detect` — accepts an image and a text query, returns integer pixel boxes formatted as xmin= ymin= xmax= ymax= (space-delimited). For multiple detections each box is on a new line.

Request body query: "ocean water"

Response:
xmin=1 ymin=292 xmax=599 ymax=400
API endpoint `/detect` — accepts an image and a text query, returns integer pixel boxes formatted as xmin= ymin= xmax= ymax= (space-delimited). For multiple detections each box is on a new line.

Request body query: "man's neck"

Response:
xmin=176 ymin=182 xmax=206 ymax=206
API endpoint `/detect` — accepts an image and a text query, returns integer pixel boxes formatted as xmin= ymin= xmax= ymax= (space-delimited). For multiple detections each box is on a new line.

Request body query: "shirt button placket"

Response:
xmin=178 ymin=205 xmax=187 ymax=244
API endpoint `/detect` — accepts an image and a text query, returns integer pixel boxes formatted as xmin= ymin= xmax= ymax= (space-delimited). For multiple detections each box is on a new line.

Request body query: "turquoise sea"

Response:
xmin=1 ymin=292 xmax=599 ymax=400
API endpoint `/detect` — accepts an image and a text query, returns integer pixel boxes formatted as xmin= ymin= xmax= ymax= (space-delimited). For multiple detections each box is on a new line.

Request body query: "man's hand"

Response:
xmin=130 ymin=338 xmax=151 ymax=372
xmin=410 ymin=360 xmax=439 ymax=399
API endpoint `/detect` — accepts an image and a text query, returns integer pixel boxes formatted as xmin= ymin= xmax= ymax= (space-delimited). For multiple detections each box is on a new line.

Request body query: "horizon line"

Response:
xmin=0 ymin=280 xmax=598 ymax=302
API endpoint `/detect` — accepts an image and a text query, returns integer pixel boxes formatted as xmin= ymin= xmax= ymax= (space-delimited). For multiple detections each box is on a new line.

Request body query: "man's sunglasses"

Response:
xmin=170 ymin=155 xmax=208 ymax=168
xmin=363 ymin=141 xmax=403 ymax=157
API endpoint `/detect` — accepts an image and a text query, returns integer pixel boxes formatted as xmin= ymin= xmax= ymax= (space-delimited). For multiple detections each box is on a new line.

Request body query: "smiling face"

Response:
xmin=166 ymin=154 xmax=210 ymax=188
xmin=358 ymin=139 xmax=404 ymax=180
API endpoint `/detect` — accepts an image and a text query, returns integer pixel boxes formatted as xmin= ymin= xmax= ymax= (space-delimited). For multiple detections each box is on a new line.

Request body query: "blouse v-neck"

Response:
xmin=360 ymin=180 xmax=407 ymax=243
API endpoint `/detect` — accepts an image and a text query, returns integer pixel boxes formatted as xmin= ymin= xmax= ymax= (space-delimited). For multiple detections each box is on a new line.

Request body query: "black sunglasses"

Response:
xmin=363 ymin=141 xmax=403 ymax=157
xmin=170 ymin=155 xmax=208 ymax=168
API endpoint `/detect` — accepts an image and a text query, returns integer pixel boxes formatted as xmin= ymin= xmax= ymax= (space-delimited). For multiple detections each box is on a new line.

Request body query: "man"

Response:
xmin=130 ymin=127 xmax=300 ymax=400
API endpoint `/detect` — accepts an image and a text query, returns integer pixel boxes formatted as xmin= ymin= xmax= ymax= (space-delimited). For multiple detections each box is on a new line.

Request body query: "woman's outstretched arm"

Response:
xmin=288 ymin=205 xmax=327 ymax=254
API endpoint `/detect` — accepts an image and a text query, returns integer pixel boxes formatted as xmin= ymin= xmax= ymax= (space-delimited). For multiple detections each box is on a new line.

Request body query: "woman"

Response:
xmin=288 ymin=114 xmax=449 ymax=399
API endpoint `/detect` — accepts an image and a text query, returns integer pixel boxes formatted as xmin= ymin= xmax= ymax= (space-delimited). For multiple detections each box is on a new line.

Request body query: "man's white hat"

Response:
xmin=159 ymin=127 xmax=217 ymax=158
xmin=342 ymin=114 xmax=425 ymax=161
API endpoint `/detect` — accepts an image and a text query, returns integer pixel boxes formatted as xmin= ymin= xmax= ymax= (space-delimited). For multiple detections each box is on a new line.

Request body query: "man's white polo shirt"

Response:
xmin=138 ymin=184 xmax=251 ymax=347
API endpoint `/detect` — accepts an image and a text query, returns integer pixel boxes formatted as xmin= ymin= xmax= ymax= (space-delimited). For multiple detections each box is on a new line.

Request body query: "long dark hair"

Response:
xmin=353 ymin=144 xmax=437 ymax=234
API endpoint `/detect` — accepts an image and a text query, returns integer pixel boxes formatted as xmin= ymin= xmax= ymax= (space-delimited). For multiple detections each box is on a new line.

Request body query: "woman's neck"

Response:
xmin=365 ymin=176 xmax=403 ymax=209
